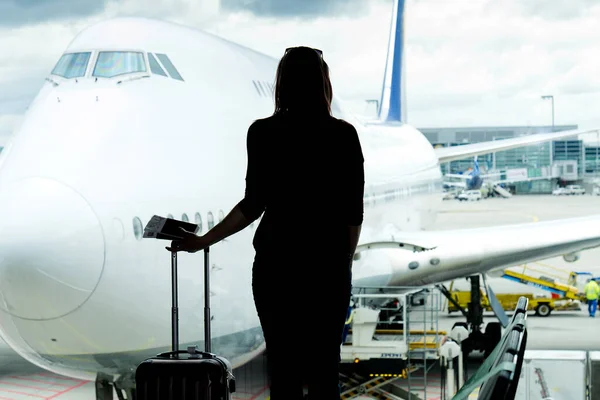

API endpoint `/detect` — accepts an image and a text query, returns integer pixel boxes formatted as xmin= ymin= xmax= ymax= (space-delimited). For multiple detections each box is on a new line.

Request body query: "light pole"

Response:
xmin=541 ymin=95 xmax=554 ymax=131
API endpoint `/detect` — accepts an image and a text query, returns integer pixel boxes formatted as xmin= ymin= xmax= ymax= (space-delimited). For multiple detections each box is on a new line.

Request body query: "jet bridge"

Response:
xmin=339 ymin=286 xmax=446 ymax=400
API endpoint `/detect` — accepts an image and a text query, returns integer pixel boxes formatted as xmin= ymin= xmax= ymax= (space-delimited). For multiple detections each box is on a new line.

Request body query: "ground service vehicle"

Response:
xmin=446 ymin=289 xmax=580 ymax=317
xmin=457 ymin=190 xmax=482 ymax=201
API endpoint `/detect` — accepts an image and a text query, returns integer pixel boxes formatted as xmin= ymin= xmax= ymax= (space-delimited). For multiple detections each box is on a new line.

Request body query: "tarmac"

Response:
xmin=0 ymin=194 xmax=598 ymax=399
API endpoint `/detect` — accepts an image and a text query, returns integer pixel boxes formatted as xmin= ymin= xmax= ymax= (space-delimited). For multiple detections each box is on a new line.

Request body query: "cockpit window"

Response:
xmin=93 ymin=51 xmax=146 ymax=78
xmin=51 ymin=52 xmax=91 ymax=79
xmin=155 ymin=53 xmax=184 ymax=81
xmin=148 ymin=53 xmax=167 ymax=77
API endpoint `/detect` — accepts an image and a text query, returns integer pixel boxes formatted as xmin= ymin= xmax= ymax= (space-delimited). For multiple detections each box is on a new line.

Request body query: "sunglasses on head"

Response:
xmin=285 ymin=47 xmax=323 ymax=58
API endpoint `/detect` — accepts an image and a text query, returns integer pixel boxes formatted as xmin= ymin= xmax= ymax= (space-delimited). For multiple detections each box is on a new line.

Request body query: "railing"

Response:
xmin=350 ymin=285 xmax=444 ymax=399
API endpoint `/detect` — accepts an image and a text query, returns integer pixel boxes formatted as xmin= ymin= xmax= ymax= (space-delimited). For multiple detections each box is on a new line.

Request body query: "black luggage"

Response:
xmin=136 ymin=247 xmax=236 ymax=399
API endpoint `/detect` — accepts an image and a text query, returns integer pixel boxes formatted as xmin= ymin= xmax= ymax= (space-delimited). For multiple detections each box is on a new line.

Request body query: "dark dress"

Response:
xmin=238 ymin=111 xmax=365 ymax=400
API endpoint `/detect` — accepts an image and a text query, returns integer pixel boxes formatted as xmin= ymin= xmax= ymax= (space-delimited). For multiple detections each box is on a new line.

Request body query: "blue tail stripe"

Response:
xmin=386 ymin=0 xmax=405 ymax=122
xmin=379 ymin=0 xmax=406 ymax=124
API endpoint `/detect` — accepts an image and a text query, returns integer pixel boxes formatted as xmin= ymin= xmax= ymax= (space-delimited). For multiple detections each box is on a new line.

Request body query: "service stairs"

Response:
xmin=339 ymin=287 xmax=445 ymax=400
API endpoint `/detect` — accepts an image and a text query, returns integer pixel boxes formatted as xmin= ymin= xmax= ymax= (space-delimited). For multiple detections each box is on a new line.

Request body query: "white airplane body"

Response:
xmin=0 ymin=0 xmax=599 ymax=386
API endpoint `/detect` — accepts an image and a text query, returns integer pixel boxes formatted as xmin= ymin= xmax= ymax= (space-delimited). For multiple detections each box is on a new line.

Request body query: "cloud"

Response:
xmin=515 ymin=0 xmax=600 ymax=21
xmin=102 ymin=0 xmax=221 ymax=25
xmin=0 ymin=18 xmax=96 ymax=122
xmin=0 ymin=114 xmax=24 ymax=139
xmin=204 ymin=1 xmax=395 ymax=95
xmin=0 ymin=0 xmax=104 ymax=27
xmin=2 ymin=0 xmax=600 ymax=134
xmin=220 ymin=0 xmax=372 ymax=17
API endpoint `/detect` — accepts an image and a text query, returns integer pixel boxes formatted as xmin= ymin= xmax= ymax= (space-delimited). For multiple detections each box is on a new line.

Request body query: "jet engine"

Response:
xmin=563 ymin=252 xmax=581 ymax=263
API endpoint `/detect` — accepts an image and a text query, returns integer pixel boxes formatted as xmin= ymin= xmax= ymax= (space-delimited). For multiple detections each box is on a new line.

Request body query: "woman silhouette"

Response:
xmin=168 ymin=46 xmax=364 ymax=400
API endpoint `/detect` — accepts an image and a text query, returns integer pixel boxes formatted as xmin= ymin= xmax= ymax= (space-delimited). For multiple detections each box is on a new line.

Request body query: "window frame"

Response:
xmin=50 ymin=51 xmax=93 ymax=80
xmin=207 ymin=211 xmax=215 ymax=230
xmin=132 ymin=216 xmax=144 ymax=241
xmin=194 ymin=212 xmax=203 ymax=233
xmin=147 ymin=52 xmax=168 ymax=77
xmin=154 ymin=53 xmax=184 ymax=81
xmin=91 ymin=49 xmax=150 ymax=80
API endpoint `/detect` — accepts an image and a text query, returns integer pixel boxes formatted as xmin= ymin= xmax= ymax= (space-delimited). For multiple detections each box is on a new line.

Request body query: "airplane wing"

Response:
xmin=443 ymin=181 xmax=466 ymax=188
xmin=356 ymin=214 xmax=600 ymax=288
xmin=435 ymin=128 xmax=599 ymax=163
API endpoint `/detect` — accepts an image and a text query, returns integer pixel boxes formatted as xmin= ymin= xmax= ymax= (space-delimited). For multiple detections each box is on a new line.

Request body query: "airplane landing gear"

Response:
xmin=460 ymin=320 xmax=502 ymax=358
xmin=95 ymin=371 xmax=137 ymax=400
xmin=438 ymin=275 xmax=503 ymax=358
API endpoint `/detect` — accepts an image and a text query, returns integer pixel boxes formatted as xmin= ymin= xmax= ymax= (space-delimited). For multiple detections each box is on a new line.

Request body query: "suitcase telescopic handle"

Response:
xmin=171 ymin=251 xmax=179 ymax=353
xmin=170 ymin=247 xmax=211 ymax=355
xmin=204 ymin=247 xmax=211 ymax=353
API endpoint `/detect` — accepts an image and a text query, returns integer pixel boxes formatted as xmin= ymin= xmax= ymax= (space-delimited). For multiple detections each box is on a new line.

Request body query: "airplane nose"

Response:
xmin=0 ymin=177 xmax=105 ymax=321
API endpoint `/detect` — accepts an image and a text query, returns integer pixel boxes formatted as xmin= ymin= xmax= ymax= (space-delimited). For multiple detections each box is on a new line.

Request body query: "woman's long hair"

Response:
xmin=273 ymin=46 xmax=333 ymax=116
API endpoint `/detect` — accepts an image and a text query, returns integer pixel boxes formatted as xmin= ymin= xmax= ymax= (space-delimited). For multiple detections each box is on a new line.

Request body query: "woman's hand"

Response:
xmin=166 ymin=228 xmax=210 ymax=253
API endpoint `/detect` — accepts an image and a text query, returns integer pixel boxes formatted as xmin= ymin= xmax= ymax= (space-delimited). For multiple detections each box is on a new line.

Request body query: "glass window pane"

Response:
xmin=155 ymin=53 xmax=184 ymax=81
xmin=195 ymin=212 xmax=203 ymax=233
xmin=133 ymin=217 xmax=143 ymax=241
xmin=148 ymin=53 xmax=167 ymax=77
xmin=51 ymin=52 xmax=91 ymax=79
xmin=93 ymin=51 xmax=146 ymax=78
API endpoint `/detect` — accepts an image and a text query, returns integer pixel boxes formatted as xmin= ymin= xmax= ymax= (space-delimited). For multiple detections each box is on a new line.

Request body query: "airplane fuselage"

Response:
xmin=0 ymin=18 xmax=442 ymax=380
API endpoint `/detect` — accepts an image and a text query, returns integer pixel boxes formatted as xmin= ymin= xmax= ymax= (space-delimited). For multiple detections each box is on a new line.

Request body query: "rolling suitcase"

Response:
xmin=136 ymin=247 xmax=236 ymax=399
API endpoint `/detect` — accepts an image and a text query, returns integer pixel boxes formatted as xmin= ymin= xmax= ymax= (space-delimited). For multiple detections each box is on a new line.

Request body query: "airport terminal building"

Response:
xmin=419 ymin=125 xmax=600 ymax=194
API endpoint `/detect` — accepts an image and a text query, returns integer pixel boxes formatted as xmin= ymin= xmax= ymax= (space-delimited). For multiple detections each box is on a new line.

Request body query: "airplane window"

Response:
xmin=207 ymin=212 xmax=214 ymax=229
xmin=133 ymin=217 xmax=143 ymax=241
xmin=93 ymin=51 xmax=146 ymax=78
xmin=182 ymin=213 xmax=189 ymax=222
xmin=167 ymin=214 xmax=174 ymax=219
xmin=51 ymin=52 xmax=91 ymax=79
xmin=252 ymin=81 xmax=262 ymax=96
xmin=195 ymin=212 xmax=203 ymax=233
xmin=155 ymin=54 xmax=184 ymax=81
xmin=218 ymin=210 xmax=224 ymax=222
xmin=148 ymin=53 xmax=167 ymax=77
xmin=265 ymin=82 xmax=274 ymax=97
xmin=257 ymin=81 xmax=267 ymax=97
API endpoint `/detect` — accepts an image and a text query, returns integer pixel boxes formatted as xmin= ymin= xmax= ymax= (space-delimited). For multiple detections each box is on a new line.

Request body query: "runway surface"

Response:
xmin=0 ymin=194 xmax=598 ymax=399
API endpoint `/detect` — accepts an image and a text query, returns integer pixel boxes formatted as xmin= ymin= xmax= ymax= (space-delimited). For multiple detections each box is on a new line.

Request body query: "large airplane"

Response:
xmin=0 ymin=0 xmax=599 ymax=397
xmin=444 ymin=156 xmax=499 ymax=190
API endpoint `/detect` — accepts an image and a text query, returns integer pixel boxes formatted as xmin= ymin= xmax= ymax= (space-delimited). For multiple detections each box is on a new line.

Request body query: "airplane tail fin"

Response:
xmin=378 ymin=0 xmax=407 ymax=124
xmin=474 ymin=156 xmax=480 ymax=173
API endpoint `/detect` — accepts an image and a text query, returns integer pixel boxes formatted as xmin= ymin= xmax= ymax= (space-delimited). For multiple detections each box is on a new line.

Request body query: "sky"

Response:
xmin=2 ymin=0 xmax=600 ymax=139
